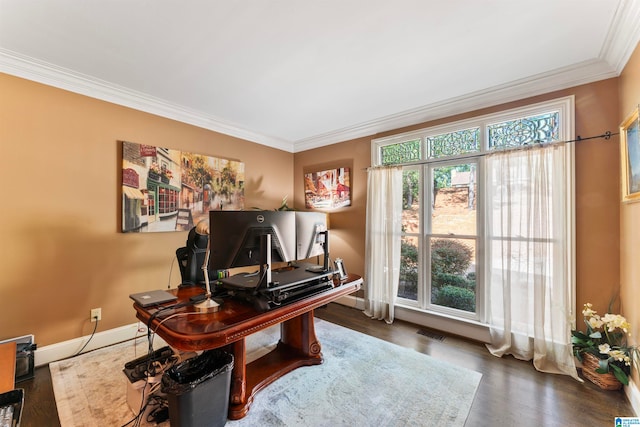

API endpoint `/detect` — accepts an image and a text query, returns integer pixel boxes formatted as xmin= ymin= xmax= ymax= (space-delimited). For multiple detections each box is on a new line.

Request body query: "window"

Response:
xmin=373 ymin=97 xmax=574 ymax=324
xmin=157 ymin=187 xmax=179 ymax=214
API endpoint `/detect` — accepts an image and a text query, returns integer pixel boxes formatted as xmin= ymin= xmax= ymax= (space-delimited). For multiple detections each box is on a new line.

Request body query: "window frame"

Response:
xmin=423 ymin=158 xmax=483 ymax=321
xmin=372 ymin=96 xmax=575 ymax=325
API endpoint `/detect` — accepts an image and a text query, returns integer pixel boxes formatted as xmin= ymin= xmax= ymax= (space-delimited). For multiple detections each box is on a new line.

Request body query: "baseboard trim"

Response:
xmin=334 ymin=294 xmax=365 ymax=310
xmin=625 ymin=379 xmax=640 ymax=416
xmin=34 ymin=322 xmax=167 ymax=367
xmin=332 ymin=296 xmax=490 ymax=342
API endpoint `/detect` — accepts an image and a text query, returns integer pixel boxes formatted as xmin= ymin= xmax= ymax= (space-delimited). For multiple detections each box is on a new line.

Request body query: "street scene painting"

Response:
xmin=304 ymin=167 xmax=351 ymax=209
xmin=121 ymin=141 xmax=244 ymax=232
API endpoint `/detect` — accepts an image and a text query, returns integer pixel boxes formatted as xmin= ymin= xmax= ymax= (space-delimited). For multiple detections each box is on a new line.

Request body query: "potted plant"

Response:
xmin=149 ymin=163 xmax=172 ymax=183
xmin=160 ymin=168 xmax=172 ymax=183
xmin=572 ymin=303 xmax=639 ymax=389
xmin=148 ymin=162 xmax=162 ymax=180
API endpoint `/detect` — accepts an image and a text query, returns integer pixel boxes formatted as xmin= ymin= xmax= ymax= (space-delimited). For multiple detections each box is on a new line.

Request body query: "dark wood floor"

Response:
xmin=18 ymin=303 xmax=635 ymax=426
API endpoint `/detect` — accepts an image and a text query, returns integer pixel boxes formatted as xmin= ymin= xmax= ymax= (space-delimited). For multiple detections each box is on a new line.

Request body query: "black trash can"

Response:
xmin=161 ymin=349 xmax=234 ymax=427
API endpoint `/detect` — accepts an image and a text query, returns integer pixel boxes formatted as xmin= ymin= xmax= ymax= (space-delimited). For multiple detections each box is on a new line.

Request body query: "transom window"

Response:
xmin=488 ymin=112 xmax=559 ymax=149
xmin=380 ymin=138 xmax=421 ymax=165
xmin=428 ymin=127 xmax=479 ymax=158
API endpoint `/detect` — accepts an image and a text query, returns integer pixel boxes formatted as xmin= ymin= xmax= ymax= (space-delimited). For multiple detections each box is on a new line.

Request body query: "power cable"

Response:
xmin=68 ymin=318 xmax=99 ymax=358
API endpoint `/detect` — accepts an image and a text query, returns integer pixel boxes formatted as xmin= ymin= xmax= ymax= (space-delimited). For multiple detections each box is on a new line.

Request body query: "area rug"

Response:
xmin=51 ymin=319 xmax=482 ymax=426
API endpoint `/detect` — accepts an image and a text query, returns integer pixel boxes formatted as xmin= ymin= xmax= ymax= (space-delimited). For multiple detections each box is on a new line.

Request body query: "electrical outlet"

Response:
xmin=90 ymin=308 xmax=102 ymax=322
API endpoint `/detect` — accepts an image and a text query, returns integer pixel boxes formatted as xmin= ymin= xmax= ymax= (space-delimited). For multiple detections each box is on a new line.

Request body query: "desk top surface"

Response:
xmin=134 ymin=273 xmax=362 ymax=351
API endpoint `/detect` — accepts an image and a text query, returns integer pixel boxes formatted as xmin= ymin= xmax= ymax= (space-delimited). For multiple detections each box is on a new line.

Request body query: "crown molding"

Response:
xmin=0 ymin=48 xmax=295 ymax=153
xmin=294 ymin=1 xmax=640 ymax=152
xmin=599 ymin=0 xmax=640 ymax=73
xmin=292 ymin=58 xmax=619 ymax=152
xmin=3 ymin=3 xmax=638 ymax=157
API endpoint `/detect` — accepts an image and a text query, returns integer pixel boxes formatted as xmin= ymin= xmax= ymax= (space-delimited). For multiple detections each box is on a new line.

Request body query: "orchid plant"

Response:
xmin=572 ymin=303 xmax=639 ymax=385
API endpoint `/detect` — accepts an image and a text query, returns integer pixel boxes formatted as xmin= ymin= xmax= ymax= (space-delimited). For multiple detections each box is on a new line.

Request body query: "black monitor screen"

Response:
xmin=295 ymin=212 xmax=328 ymax=260
xmin=209 ymin=210 xmax=296 ymax=270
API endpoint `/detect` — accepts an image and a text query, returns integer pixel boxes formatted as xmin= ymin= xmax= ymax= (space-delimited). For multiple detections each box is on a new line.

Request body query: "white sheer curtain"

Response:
xmin=485 ymin=143 xmax=580 ymax=380
xmin=364 ymin=166 xmax=403 ymax=324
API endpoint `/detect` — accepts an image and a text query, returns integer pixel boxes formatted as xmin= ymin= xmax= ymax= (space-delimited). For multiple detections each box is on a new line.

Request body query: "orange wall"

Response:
xmin=294 ymin=78 xmax=622 ymax=322
xmin=0 ymin=60 xmax=632 ymax=349
xmin=619 ymin=44 xmax=640 ymax=351
xmin=293 ymin=142 xmax=370 ymax=277
xmin=0 ymin=73 xmax=293 ymax=346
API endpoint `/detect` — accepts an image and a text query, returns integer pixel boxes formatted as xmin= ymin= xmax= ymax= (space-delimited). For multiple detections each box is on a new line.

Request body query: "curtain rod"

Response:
xmin=574 ymin=130 xmax=616 ymax=143
xmin=366 ymin=130 xmax=618 ymax=170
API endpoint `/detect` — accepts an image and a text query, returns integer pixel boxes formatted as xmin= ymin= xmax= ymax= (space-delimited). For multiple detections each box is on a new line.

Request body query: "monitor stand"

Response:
xmin=231 ymin=231 xmax=334 ymax=312
xmin=304 ymin=230 xmax=330 ymax=273
xmin=258 ymin=233 xmax=272 ymax=290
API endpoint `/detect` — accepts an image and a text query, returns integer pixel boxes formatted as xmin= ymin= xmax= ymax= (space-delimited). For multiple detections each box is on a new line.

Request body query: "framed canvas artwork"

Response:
xmin=121 ymin=141 xmax=245 ymax=232
xmin=304 ymin=167 xmax=351 ymax=210
xmin=620 ymin=106 xmax=640 ymax=203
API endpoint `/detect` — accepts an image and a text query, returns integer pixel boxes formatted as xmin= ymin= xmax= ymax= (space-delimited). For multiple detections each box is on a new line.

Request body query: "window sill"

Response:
xmin=333 ymin=296 xmax=491 ymax=343
xmin=394 ymin=303 xmax=491 ymax=343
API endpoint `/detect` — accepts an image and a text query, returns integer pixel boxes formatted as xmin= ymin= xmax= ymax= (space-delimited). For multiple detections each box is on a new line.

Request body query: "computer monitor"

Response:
xmin=295 ymin=211 xmax=328 ymax=260
xmin=208 ymin=210 xmax=296 ymax=271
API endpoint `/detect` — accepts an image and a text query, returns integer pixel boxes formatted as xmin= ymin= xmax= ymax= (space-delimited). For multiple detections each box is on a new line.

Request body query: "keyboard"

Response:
xmin=0 ymin=405 xmax=13 ymax=427
xmin=0 ymin=389 xmax=23 ymax=427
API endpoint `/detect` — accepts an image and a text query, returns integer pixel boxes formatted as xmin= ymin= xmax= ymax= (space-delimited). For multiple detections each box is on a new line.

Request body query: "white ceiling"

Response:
xmin=1 ymin=1 xmax=639 ymax=152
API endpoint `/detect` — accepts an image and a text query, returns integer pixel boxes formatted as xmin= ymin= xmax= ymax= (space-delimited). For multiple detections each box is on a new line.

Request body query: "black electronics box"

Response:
xmin=123 ymin=346 xmax=174 ymax=383
xmin=16 ymin=342 xmax=36 ymax=383
xmin=0 ymin=335 xmax=36 ymax=383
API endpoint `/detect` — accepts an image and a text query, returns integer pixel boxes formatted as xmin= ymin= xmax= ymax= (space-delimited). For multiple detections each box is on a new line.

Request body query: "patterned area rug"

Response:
xmin=51 ymin=319 xmax=481 ymax=426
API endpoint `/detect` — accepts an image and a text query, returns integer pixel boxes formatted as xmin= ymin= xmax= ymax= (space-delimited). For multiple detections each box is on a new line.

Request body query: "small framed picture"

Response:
xmin=304 ymin=167 xmax=351 ymax=210
xmin=334 ymin=258 xmax=348 ymax=280
xmin=621 ymin=106 xmax=640 ymax=203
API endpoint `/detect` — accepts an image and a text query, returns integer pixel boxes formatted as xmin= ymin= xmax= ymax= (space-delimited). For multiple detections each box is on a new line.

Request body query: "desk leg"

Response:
xmin=280 ymin=310 xmax=322 ymax=359
xmin=228 ymin=310 xmax=324 ymax=420
xmin=229 ymin=339 xmax=246 ymax=409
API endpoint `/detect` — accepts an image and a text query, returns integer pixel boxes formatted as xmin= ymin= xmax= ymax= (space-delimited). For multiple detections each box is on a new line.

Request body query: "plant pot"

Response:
xmin=581 ymin=352 xmax=623 ymax=390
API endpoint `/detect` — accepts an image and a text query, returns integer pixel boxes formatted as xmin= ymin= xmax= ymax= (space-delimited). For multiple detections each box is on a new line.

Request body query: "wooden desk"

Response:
xmin=0 ymin=341 xmax=16 ymax=393
xmin=134 ymin=274 xmax=362 ymax=419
